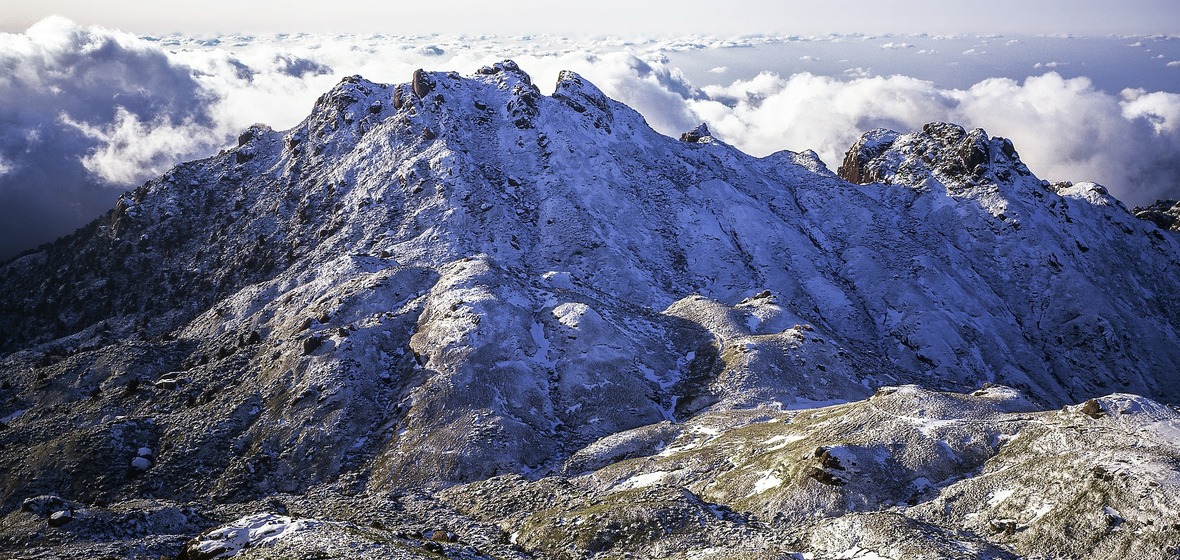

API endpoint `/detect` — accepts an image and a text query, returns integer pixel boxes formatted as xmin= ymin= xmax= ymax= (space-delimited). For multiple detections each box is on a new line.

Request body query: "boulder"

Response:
xmin=21 ymin=495 xmax=68 ymax=516
xmin=48 ymin=510 xmax=73 ymax=527
xmin=302 ymin=335 xmax=323 ymax=355
xmin=412 ymin=69 xmax=433 ymax=98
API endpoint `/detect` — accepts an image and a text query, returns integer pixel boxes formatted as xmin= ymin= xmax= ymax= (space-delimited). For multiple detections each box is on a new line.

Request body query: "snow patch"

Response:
xmin=187 ymin=514 xmax=324 ymax=559
xmin=621 ymin=470 xmax=671 ymax=489
xmin=753 ymin=471 xmax=783 ymax=493
xmin=763 ymin=433 xmax=805 ymax=451
xmin=987 ymin=489 xmax=1015 ymax=508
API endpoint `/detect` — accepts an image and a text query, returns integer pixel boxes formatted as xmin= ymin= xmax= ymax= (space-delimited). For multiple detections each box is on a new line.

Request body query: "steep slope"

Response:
xmin=1 ymin=61 xmax=1179 ymax=559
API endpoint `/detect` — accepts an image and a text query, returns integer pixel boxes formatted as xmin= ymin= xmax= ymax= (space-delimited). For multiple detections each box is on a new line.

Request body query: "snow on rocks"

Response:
xmin=184 ymin=513 xmax=324 ymax=559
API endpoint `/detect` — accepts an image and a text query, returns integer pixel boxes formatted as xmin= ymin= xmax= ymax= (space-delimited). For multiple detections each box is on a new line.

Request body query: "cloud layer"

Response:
xmin=1 ymin=19 xmax=1178 ymax=259
xmin=684 ymin=70 xmax=1180 ymax=206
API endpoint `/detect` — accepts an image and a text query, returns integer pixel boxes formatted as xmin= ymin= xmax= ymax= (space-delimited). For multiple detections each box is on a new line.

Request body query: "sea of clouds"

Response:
xmin=1 ymin=17 xmax=1178 ymax=259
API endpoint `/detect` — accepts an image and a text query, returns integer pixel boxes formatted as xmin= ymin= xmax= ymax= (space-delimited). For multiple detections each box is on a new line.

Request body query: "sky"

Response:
xmin=1 ymin=0 xmax=1179 ymax=36
xmin=0 ymin=3 xmax=1178 ymax=260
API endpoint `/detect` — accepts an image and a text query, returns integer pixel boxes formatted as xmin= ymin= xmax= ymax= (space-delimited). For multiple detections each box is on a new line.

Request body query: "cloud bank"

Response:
xmin=685 ymin=70 xmax=1180 ymax=206
xmin=1 ymin=18 xmax=1178 ymax=259
xmin=0 ymin=17 xmax=220 ymax=259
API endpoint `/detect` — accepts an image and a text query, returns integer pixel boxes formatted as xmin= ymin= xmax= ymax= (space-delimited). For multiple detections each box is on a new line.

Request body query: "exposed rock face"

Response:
xmin=1 ymin=61 xmax=1179 ymax=559
xmin=679 ymin=123 xmax=711 ymax=143
xmin=1134 ymin=199 xmax=1180 ymax=231
xmin=837 ymin=122 xmax=1029 ymax=187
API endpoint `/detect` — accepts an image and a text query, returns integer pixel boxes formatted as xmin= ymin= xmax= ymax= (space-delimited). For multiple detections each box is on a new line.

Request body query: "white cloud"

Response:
xmin=657 ymin=70 xmax=1180 ymax=206
xmin=687 ymin=71 xmax=957 ymax=167
xmin=60 ymin=107 xmax=223 ymax=184
xmin=1122 ymin=89 xmax=1180 ymax=134
xmin=0 ymin=16 xmax=223 ymax=257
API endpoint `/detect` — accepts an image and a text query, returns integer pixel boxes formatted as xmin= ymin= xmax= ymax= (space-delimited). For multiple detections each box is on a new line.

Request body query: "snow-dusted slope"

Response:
xmin=1 ymin=61 xmax=1179 ymax=558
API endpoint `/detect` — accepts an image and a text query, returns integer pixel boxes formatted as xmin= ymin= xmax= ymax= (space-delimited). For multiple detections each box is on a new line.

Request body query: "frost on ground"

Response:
xmin=0 ymin=62 xmax=1179 ymax=559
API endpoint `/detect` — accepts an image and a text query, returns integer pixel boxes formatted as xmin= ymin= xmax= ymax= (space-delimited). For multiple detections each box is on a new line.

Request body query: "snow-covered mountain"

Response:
xmin=1 ymin=61 xmax=1179 ymax=559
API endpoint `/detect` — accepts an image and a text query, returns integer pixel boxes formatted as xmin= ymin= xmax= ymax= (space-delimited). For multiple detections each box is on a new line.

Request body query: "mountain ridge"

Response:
xmin=2 ymin=61 xmax=1179 ymax=559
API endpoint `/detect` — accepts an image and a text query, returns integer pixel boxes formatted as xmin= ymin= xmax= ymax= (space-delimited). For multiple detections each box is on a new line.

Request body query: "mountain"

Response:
xmin=1 ymin=61 xmax=1179 ymax=559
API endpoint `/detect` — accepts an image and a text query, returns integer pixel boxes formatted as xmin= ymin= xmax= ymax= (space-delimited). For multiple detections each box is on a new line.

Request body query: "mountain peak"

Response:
xmin=679 ymin=122 xmax=712 ymax=143
xmin=837 ymin=121 xmax=1031 ymax=189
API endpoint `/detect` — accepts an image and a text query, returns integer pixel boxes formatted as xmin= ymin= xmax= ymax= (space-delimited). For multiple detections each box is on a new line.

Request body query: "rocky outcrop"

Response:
xmin=838 ymin=122 xmax=1031 ymax=188
xmin=1134 ymin=199 xmax=1180 ymax=231
xmin=679 ymin=123 xmax=711 ymax=143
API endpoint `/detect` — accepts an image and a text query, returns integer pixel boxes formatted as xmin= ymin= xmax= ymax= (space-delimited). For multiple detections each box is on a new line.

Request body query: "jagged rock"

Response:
xmin=808 ymin=466 xmax=846 ymax=486
xmin=838 ymin=122 xmax=1028 ymax=188
xmin=989 ymin=518 xmax=1019 ymax=534
xmin=430 ymin=529 xmax=457 ymax=542
xmin=837 ymin=129 xmax=897 ymax=184
xmin=237 ymin=124 xmax=271 ymax=147
xmin=1134 ymin=199 xmax=1180 ymax=231
xmin=1081 ymin=398 xmax=1104 ymax=418
xmin=817 ymin=449 xmax=845 ymax=470
xmin=21 ymin=495 xmax=68 ymax=516
xmin=302 ymin=335 xmax=323 ymax=355
xmin=679 ymin=123 xmax=711 ymax=143
xmin=243 ymin=330 xmax=262 ymax=345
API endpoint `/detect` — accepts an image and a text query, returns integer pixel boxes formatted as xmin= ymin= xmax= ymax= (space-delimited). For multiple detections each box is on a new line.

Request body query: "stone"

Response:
xmin=21 ymin=495 xmax=67 ymax=516
xmin=807 ymin=466 xmax=846 ymax=486
xmin=1081 ymin=398 xmax=1104 ymax=419
xmin=412 ymin=69 xmax=433 ymax=98
xmin=48 ymin=510 xmax=72 ymax=527
xmin=302 ymin=335 xmax=323 ymax=355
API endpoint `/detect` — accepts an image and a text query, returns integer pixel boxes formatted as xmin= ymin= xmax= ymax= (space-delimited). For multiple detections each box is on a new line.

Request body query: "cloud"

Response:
xmin=578 ymin=58 xmax=1180 ymax=207
xmin=948 ymin=74 xmax=1180 ymax=203
xmin=59 ymin=107 xmax=224 ymax=184
xmin=0 ymin=16 xmax=224 ymax=259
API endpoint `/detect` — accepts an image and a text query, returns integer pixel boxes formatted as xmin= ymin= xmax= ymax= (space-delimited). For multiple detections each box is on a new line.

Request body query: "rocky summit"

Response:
xmin=1 ymin=61 xmax=1179 ymax=559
